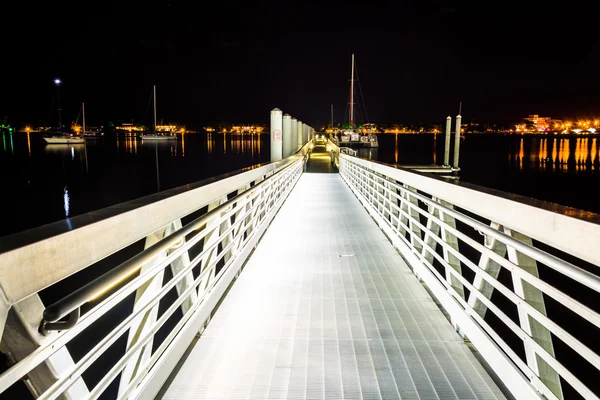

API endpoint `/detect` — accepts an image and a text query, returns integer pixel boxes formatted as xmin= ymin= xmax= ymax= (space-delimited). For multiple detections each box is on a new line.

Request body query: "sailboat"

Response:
xmin=79 ymin=103 xmax=104 ymax=138
xmin=43 ymin=115 xmax=85 ymax=144
xmin=43 ymin=79 xmax=85 ymax=144
xmin=43 ymin=134 xmax=85 ymax=144
xmin=138 ymin=85 xmax=177 ymax=140
xmin=334 ymin=54 xmax=378 ymax=148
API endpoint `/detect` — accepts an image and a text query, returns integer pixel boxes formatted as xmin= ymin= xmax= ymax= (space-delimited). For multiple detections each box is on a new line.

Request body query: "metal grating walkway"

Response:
xmin=161 ymin=174 xmax=508 ymax=400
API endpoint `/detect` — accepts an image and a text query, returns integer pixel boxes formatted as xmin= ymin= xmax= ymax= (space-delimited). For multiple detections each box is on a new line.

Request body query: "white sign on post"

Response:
xmin=274 ymin=130 xmax=282 ymax=141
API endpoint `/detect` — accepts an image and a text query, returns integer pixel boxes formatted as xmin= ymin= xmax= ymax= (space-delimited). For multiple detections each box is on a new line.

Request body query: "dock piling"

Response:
xmin=297 ymin=120 xmax=303 ymax=151
xmin=453 ymin=114 xmax=462 ymax=170
xmin=270 ymin=108 xmax=283 ymax=162
xmin=283 ymin=114 xmax=292 ymax=158
xmin=444 ymin=116 xmax=452 ymax=166
xmin=291 ymin=117 xmax=298 ymax=155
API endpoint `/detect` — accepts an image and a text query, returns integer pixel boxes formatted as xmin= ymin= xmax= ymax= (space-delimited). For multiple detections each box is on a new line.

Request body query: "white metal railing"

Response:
xmin=339 ymin=146 xmax=357 ymax=156
xmin=0 ymin=146 xmax=309 ymax=399
xmin=339 ymin=154 xmax=600 ymax=400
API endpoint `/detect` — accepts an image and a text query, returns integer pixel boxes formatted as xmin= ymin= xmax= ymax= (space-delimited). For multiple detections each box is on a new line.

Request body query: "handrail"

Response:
xmin=41 ymin=155 xmax=301 ymax=327
xmin=0 ymin=153 xmax=305 ymax=307
xmin=0 ymin=141 xmax=310 ymax=399
xmin=41 ymin=194 xmax=237 ymax=325
xmin=342 ymin=154 xmax=600 ymax=266
xmin=339 ymin=153 xmax=600 ymax=400
xmin=339 ymin=146 xmax=357 ymax=156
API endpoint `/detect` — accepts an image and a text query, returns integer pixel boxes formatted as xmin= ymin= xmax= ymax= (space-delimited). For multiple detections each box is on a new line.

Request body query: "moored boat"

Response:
xmin=333 ymin=54 xmax=378 ymax=148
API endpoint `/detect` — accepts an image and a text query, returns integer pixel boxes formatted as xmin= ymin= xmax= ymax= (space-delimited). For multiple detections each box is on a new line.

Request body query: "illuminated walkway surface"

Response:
xmin=161 ymin=172 xmax=508 ymax=399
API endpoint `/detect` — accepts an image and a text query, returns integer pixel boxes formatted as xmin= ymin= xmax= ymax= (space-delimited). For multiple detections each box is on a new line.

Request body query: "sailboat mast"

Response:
xmin=82 ymin=102 xmax=85 ymax=135
xmin=331 ymin=104 xmax=333 ymax=131
xmin=153 ymin=85 xmax=157 ymax=132
xmin=350 ymin=53 xmax=355 ymax=127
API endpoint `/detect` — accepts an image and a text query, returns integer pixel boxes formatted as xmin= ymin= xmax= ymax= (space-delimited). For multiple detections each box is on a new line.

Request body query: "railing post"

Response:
xmin=421 ymin=199 xmax=441 ymax=266
xmin=0 ymin=289 xmax=8 ymax=349
xmin=0 ymin=295 xmax=89 ymax=399
xmin=167 ymin=219 xmax=198 ymax=315
xmin=197 ymin=196 xmax=228 ymax=297
xmin=437 ymin=202 xmax=465 ymax=334
xmin=283 ymin=114 xmax=292 ymax=158
xmin=118 ymin=225 xmax=171 ymax=397
xmin=444 ymin=116 xmax=451 ymax=166
xmin=467 ymin=222 xmax=506 ymax=318
xmin=453 ymin=114 xmax=461 ymax=170
xmin=296 ymin=120 xmax=303 ymax=151
xmin=399 ymin=185 xmax=422 ymax=253
xmin=270 ymin=108 xmax=283 ymax=162
xmin=504 ymin=227 xmax=563 ymax=399
xmin=291 ymin=117 xmax=297 ymax=155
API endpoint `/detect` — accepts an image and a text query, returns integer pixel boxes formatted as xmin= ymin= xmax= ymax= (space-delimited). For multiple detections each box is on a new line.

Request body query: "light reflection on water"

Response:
xmin=2 ymin=132 xmax=600 ymax=236
xmin=508 ymin=136 xmax=600 ymax=172
xmin=347 ymin=133 xmax=600 ymax=214
xmin=359 ymin=133 xmax=600 ymax=173
xmin=0 ymin=133 xmax=270 ymax=236
xmin=63 ymin=186 xmax=70 ymax=217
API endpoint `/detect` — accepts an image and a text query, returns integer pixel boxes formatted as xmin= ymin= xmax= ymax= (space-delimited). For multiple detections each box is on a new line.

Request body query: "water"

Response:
xmin=357 ymin=133 xmax=600 ymax=215
xmin=0 ymin=132 xmax=269 ymax=237
xmin=2 ymin=131 xmax=599 ymax=238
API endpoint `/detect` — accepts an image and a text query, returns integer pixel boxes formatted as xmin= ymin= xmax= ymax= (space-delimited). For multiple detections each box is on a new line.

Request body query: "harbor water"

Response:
xmin=2 ymin=132 xmax=599 ymax=238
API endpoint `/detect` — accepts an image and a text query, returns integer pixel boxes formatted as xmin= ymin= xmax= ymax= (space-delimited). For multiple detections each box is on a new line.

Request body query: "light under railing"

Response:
xmin=339 ymin=154 xmax=600 ymax=400
xmin=0 ymin=155 xmax=305 ymax=399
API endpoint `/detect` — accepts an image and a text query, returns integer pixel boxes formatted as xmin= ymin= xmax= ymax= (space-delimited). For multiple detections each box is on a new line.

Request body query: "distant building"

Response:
xmin=524 ymin=114 xmax=552 ymax=131
xmin=361 ymin=123 xmax=380 ymax=133
xmin=115 ymin=123 xmax=144 ymax=133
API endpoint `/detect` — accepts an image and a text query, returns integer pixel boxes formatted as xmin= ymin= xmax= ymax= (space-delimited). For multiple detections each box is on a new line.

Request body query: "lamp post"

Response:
xmin=54 ymin=79 xmax=63 ymax=131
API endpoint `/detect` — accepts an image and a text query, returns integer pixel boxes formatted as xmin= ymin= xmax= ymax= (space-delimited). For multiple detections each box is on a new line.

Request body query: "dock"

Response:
xmin=160 ymin=145 xmax=507 ymax=399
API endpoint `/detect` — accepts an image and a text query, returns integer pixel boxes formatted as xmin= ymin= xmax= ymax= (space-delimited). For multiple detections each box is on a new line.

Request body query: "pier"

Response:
xmin=0 ymin=110 xmax=599 ymax=399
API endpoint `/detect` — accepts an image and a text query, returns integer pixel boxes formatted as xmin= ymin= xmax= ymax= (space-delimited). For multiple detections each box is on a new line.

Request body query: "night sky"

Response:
xmin=3 ymin=1 xmax=600 ymax=128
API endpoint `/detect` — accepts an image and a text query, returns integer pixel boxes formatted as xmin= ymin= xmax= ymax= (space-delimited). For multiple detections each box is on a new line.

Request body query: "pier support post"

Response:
xmin=453 ymin=114 xmax=462 ymax=170
xmin=270 ymin=108 xmax=283 ymax=162
xmin=283 ymin=114 xmax=292 ymax=158
xmin=303 ymin=125 xmax=308 ymax=144
xmin=291 ymin=118 xmax=298 ymax=155
xmin=296 ymin=120 xmax=303 ymax=151
xmin=444 ymin=116 xmax=452 ymax=166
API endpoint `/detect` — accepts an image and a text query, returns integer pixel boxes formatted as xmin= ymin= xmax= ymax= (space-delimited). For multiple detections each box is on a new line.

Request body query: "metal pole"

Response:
xmin=283 ymin=114 xmax=292 ymax=158
xmin=291 ymin=118 xmax=297 ymax=155
xmin=56 ymin=81 xmax=62 ymax=130
xmin=153 ymin=85 xmax=157 ymax=131
xmin=270 ymin=108 xmax=283 ymax=161
xmin=444 ymin=116 xmax=451 ymax=166
xmin=350 ymin=54 xmax=355 ymax=126
xmin=331 ymin=104 xmax=334 ymax=133
xmin=296 ymin=120 xmax=303 ymax=151
xmin=453 ymin=114 xmax=462 ymax=169
xmin=155 ymin=142 xmax=160 ymax=192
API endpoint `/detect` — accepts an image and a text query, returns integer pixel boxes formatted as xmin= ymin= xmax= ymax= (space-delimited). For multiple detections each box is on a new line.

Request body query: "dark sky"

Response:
xmin=3 ymin=0 xmax=600 ymax=128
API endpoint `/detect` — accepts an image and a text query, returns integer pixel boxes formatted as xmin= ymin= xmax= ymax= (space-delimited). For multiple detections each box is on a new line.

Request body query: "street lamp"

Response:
xmin=54 ymin=78 xmax=62 ymax=130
